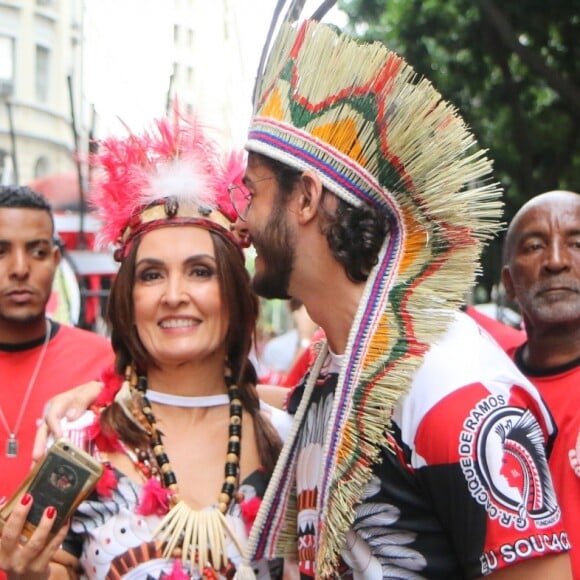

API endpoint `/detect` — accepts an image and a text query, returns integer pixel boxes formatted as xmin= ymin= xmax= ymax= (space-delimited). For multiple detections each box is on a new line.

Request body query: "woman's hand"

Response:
xmin=32 ymin=381 xmax=103 ymax=462
xmin=0 ymin=494 xmax=69 ymax=579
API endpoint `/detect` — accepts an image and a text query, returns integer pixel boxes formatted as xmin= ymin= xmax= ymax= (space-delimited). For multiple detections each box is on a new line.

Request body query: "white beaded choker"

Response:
xmin=145 ymin=390 xmax=230 ymax=408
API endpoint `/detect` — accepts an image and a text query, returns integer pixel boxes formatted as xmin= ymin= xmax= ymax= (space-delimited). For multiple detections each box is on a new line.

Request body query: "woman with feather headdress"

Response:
xmin=0 ymin=113 xmax=291 ymax=580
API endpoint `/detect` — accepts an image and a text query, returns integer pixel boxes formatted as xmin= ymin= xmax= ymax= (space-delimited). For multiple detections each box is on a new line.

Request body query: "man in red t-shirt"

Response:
xmin=502 ymin=190 xmax=580 ymax=576
xmin=0 ymin=187 xmax=113 ymax=530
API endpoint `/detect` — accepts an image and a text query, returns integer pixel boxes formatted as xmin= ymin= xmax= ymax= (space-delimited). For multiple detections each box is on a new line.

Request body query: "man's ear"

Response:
xmin=52 ymin=243 xmax=62 ymax=267
xmin=295 ymin=170 xmax=324 ymax=225
xmin=501 ymin=265 xmax=515 ymax=301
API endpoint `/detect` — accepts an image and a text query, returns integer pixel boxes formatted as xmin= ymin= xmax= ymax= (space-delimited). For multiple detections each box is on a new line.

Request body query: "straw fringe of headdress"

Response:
xmin=245 ymin=20 xmax=503 ymax=576
xmin=90 ymin=113 xmax=245 ymax=259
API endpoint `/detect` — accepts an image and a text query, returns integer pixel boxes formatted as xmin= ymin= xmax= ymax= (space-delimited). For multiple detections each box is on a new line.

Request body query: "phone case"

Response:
xmin=0 ymin=438 xmax=103 ymax=540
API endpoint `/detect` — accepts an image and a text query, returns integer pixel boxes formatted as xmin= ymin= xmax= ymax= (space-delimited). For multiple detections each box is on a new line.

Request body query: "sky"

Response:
xmin=82 ymin=0 xmax=347 ymax=143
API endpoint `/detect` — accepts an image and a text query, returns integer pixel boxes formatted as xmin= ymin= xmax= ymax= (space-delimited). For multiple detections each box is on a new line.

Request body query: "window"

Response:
xmin=34 ymin=156 xmax=50 ymax=179
xmin=0 ymin=150 xmax=14 ymax=186
xmin=0 ymin=35 xmax=15 ymax=98
xmin=35 ymin=45 xmax=50 ymax=103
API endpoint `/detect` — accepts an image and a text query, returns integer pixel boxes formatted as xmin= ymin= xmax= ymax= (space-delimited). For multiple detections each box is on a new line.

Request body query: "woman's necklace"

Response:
xmin=146 ymin=389 xmax=230 ymax=408
xmin=0 ymin=319 xmax=51 ymax=457
xmin=134 ymin=372 xmax=254 ymax=578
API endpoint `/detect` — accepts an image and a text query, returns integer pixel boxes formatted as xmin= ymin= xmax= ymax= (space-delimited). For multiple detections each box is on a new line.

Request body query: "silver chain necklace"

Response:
xmin=0 ymin=318 xmax=51 ymax=457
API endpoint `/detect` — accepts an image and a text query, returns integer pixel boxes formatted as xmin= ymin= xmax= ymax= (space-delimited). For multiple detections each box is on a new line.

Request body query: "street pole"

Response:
xmin=67 ymin=73 xmax=86 ymax=249
xmin=4 ymin=99 xmax=19 ymax=185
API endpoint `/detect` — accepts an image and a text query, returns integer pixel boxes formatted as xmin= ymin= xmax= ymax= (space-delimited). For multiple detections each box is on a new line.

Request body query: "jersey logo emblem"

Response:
xmin=459 ymin=397 xmax=560 ymax=530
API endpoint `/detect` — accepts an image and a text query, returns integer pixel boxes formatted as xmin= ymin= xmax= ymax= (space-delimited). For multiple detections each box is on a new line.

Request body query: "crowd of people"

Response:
xmin=0 ymin=14 xmax=578 ymax=580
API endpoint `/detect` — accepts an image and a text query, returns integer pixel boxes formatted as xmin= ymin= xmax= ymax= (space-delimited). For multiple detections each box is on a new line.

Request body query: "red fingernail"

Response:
xmin=46 ymin=506 xmax=56 ymax=519
xmin=21 ymin=493 xmax=32 ymax=506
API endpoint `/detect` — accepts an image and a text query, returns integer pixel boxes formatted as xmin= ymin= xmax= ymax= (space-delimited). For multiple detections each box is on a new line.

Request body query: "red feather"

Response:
xmin=240 ymin=496 xmax=262 ymax=534
xmin=87 ymin=367 xmax=124 ymax=453
xmin=94 ymin=366 xmax=123 ymax=407
xmin=87 ymin=412 xmax=123 ymax=454
xmin=90 ymin=113 xmax=245 ymax=253
xmin=136 ymin=478 xmax=171 ymax=516
xmin=167 ymin=560 xmax=190 ymax=579
xmin=96 ymin=463 xmax=118 ymax=498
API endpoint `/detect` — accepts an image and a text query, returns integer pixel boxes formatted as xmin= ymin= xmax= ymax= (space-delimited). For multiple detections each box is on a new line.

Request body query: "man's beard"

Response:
xmin=0 ymin=309 xmax=45 ymax=326
xmin=521 ymin=280 xmax=580 ymax=326
xmin=251 ymin=213 xmax=294 ymax=300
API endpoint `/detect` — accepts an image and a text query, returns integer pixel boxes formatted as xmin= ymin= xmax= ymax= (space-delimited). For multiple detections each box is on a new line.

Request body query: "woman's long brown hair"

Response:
xmin=101 ymin=227 xmax=282 ymax=474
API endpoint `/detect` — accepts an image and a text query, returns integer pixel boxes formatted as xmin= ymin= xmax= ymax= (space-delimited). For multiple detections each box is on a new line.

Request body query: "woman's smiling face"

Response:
xmin=132 ymin=226 xmax=228 ymax=369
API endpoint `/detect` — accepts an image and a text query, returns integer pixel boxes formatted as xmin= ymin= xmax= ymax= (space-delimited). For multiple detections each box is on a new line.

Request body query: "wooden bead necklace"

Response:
xmin=132 ymin=371 xmax=251 ymax=577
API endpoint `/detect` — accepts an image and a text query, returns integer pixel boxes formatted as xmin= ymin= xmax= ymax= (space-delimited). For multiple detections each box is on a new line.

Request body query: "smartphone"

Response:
xmin=0 ymin=438 xmax=103 ymax=541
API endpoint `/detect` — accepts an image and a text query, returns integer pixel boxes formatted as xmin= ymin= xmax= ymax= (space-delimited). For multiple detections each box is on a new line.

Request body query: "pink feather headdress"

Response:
xmin=90 ymin=114 xmax=247 ymax=261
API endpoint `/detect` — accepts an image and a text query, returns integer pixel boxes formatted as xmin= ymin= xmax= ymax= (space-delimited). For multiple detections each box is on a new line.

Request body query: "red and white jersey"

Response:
xmin=507 ymin=345 xmax=580 ymax=576
xmin=289 ymin=312 xmax=569 ymax=578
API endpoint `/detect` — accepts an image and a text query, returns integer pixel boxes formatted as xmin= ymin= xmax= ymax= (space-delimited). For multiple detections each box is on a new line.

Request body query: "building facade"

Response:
xmin=0 ymin=0 xmax=83 ymax=186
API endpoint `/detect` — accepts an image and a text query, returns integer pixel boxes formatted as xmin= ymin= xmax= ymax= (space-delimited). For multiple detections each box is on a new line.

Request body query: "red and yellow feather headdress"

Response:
xmin=245 ymin=19 xmax=504 ymax=575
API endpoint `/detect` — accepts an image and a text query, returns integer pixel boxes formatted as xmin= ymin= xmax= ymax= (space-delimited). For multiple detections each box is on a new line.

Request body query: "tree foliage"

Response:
xmin=339 ymin=0 xmax=580 ymax=292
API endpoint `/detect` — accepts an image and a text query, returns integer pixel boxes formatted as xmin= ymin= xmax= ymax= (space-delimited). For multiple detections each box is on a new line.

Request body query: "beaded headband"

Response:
xmin=90 ymin=114 xmax=247 ymax=261
xmin=245 ymin=19 xmax=504 ymax=575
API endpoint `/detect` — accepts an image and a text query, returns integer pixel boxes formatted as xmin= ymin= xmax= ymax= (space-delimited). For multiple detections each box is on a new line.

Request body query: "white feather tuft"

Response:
xmin=140 ymin=158 xmax=217 ymax=210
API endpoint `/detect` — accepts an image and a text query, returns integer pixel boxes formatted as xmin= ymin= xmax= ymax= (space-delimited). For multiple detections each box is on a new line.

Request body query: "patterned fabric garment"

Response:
xmin=507 ymin=346 xmax=580 ymax=577
xmin=62 ymin=405 xmax=291 ymax=580
xmin=288 ymin=312 xmax=570 ymax=579
xmin=66 ymin=470 xmax=276 ymax=579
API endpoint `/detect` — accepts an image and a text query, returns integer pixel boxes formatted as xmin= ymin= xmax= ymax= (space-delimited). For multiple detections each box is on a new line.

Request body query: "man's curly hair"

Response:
xmin=256 ymin=153 xmax=391 ymax=283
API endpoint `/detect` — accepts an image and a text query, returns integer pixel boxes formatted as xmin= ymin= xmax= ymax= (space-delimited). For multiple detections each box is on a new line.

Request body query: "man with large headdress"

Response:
xmin=235 ymin=17 xmax=572 ymax=578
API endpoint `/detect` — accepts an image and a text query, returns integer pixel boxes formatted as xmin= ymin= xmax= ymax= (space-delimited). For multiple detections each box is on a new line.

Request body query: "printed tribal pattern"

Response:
xmin=246 ymin=20 xmax=504 ymax=576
